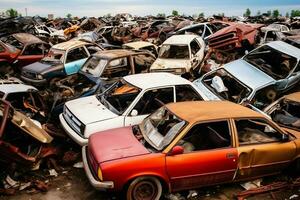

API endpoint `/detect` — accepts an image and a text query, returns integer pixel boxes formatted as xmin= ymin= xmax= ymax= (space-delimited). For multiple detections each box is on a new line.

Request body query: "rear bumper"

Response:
xmin=82 ymin=146 xmax=114 ymax=190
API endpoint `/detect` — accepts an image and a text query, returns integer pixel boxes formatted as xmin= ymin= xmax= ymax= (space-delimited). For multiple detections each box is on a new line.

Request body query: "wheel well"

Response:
xmin=124 ymin=175 xmax=169 ymax=193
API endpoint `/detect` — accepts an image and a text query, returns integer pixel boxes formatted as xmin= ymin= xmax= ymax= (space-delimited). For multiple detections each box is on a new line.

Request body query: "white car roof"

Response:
xmin=266 ymin=41 xmax=300 ymax=60
xmin=163 ymin=35 xmax=200 ymax=45
xmin=124 ymin=72 xmax=193 ymax=90
xmin=0 ymin=83 xmax=37 ymax=94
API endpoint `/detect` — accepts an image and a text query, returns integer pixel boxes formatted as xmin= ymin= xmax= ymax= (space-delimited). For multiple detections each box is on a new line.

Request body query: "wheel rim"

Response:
xmin=132 ymin=180 xmax=158 ymax=200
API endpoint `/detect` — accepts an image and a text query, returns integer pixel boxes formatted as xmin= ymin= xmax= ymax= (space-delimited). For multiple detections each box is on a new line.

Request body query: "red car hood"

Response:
xmin=89 ymin=127 xmax=150 ymax=163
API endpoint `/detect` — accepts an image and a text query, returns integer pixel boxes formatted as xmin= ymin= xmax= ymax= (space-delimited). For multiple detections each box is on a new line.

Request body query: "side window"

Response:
xmin=102 ymin=57 xmax=130 ymax=78
xmin=133 ymin=87 xmax=174 ymax=115
xmin=175 ymin=85 xmax=202 ymax=102
xmin=23 ymin=44 xmax=44 ymax=55
xmin=0 ymin=45 xmax=4 ymax=53
xmin=190 ymin=40 xmax=201 ymax=55
xmin=66 ymin=47 xmax=88 ymax=63
xmin=235 ymin=119 xmax=282 ymax=145
xmin=133 ymin=54 xmax=154 ymax=73
xmin=178 ymin=121 xmax=231 ymax=153
xmin=203 ymin=26 xmax=212 ymax=38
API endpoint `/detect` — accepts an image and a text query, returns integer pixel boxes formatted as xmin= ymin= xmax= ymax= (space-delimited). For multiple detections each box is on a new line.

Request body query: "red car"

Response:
xmin=83 ymin=101 xmax=300 ymax=200
xmin=0 ymin=33 xmax=50 ymax=74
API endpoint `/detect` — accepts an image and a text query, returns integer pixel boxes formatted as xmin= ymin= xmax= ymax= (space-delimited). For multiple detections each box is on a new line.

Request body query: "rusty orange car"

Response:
xmin=82 ymin=101 xmax=300 ymax=200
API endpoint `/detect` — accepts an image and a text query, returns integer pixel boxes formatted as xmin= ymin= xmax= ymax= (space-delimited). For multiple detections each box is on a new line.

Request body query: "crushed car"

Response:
xmin=0 ymin=33 xmax=50 ymax=74
xmin=194 ymin=41 xmax=300 ymax=109
xmin=82 ymin=101 xmax=300 ymax=199
xmin=150 ymin=35 xmax=205 ymax=77
xmin=208 ymin=23 xmax=263 ymax=51
xmin=60 ymin=72 xmax=209 ymax=145
xmin=49 ymin=49 xmax=156 ymax=118
xmin=0 ymin=99 xmax=53 ymax=168
xmin=0 ymin=77 xmax=48 ymax=123
xmin=21 ymin=40 xmax=102 ymax=86
xmin=264 ymin=92 xmax=300 ymax=131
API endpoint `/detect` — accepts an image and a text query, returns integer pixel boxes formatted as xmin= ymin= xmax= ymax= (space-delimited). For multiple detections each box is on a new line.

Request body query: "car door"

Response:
xmin=64 ymin=46 xmax=89 ymax=75
xmin=124 ymin=87 xmax=175 ymax=126
xmin=166 ymin=120 xmax=238 ymax=192
xmin=233 ymin=118 xmax=296 ymax=180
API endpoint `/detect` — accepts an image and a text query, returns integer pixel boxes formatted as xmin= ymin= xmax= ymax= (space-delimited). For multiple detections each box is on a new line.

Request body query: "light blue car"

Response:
xmin=21 ymin=40 xmax=102 ymax=86
xmin=194 ymin=41 xmax=300 ymax=110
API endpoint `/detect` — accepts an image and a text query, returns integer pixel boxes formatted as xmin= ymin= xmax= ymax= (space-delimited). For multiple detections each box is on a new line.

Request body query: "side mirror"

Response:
xmin=170 ymin=146 xmax=184 ymax=156
xmin=282 ymin=134 xmax=289 ymax=142
xmin=130 ymin=109 xmax=138 ymax=116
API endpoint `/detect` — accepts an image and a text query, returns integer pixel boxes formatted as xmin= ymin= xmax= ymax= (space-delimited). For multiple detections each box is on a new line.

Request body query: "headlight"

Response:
xmin=98 ymin=166 xmax=103 ymax=181
xmin=37 ymin=74 xmax=43 ymax=80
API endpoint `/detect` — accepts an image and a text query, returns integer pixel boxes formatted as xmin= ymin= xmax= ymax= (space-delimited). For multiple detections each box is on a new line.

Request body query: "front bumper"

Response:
xmin=20 ymin=75 xmax=47 ymax=86
xmin=82 ymin=146 xmax=114 ymax=190
xmin=59 ymin=113 xmax=88 ymax=146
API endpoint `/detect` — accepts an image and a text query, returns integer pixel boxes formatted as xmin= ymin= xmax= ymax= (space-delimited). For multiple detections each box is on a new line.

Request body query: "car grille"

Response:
xmin=22 ymin=71 xmax=38 ymax=79
xmin=208 ymin=32 xmax=237 ymax=49
xmin=63 ymin=106 xmax=83 ymax=137
xmin=87 ymin=146 xmax=99 ymax=180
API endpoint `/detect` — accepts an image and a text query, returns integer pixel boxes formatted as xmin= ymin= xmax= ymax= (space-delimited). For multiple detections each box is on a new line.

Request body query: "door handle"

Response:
xmin=226 ymin=153 xmax=236 ymax=159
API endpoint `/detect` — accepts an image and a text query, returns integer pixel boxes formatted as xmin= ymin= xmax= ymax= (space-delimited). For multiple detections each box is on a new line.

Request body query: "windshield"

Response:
xmin=97 ymin=79 xmax=141 ymax=115
xmin=159 ymin=44 xmax=189 ymax=59
xmin=140 ymin=106 xmax=187 ymax=151
xmin=43 ymin=49 xmax=64 ymax=62
xmin=81 ymin=56 xmax=108 ymax=77
xmin=202 ymin=68 xmax=251 ymax=103
xmin=244 ymin=45 xmax=297 ymax=80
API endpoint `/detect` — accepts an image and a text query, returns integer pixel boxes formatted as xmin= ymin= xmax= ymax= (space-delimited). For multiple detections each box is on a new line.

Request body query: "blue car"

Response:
xmin=20 ymin=40 xmax=102 ymax=86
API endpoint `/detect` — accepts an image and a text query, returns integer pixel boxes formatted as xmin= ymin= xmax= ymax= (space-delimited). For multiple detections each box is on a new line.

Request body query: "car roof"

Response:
xmin=123 ymin=72 xmax=192 ymax=90
xmin=266 ymin=41 xmax=300 ymax=60
xmin=123 ymin=41 xmax=155 ymax=49
xmin=163 ymin=35 xmax=199 ymax=45
xmin=12 ymin=33 xmax=46 ymax=45
xmin=0 ymin=83 xmax=37 ymax=94
xmin=166 ymin=101 xmax=262 ymax=123
xmin=93 ymin=49 xmax=147 ymax=59
xmin=52 ymin=40 xmax=89 ymax=50
xmin=224 ymin=59 xmax=274 ymax=90
xmin=285 ymin=92 xmax=300 ymax=103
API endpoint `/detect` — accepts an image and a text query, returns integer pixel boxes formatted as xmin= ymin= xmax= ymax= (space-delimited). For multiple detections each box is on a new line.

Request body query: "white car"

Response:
xmin=150 ymin=35 xmax=205 ymax=76
xmin=60 ymin=73 xmax=209 ymax=145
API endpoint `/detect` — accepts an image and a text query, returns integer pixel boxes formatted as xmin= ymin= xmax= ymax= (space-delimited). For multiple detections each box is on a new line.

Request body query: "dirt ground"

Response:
xmin=1 ymin=167 xmax=299 ymax=200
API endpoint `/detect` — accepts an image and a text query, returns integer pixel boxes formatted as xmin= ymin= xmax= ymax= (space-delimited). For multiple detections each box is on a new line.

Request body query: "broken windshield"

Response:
xmin=159 ymin=44 xmax=190 ymax=59
xmin=244 ymin=45 xmax=297 ymax=80
xmin=97 ymin=79 xmax=141 ymax=115
xmin=202 ymin=68 xmax=251 ymax=103
xmin=139 ymin=106 xmax=187 ymax=151
xmin=81 ymin=56 xmax=108 ymax=77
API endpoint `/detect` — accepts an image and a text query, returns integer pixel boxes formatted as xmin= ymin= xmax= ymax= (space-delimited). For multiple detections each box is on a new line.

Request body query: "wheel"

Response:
xmin=158 ymin=33 xmax=167 ymax=44
xmin=126 ymin=176 xmax=162 ymax=200
xmin=0 ymin=62 xmax=14 ymax=76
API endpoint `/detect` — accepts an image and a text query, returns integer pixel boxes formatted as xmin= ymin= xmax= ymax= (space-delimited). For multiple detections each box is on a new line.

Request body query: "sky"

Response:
xmin=0 ymin=0 xmax=300 ymax=18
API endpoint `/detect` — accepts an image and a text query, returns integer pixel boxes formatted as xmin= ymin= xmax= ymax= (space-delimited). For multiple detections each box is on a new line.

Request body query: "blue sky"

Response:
xmin=0 ymin=0 xmax=299 ymax=17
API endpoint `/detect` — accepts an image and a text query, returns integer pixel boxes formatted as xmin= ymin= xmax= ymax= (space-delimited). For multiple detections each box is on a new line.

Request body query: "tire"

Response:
xmin=158 ymin=33 xmax=167 ymax=44
xmin=0 ymin=62 xmax=14 ymax=77
xmin=126 ymin=176 xmax=162 ymax=200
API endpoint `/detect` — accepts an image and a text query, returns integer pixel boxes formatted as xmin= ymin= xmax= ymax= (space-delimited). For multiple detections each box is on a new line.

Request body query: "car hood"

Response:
xmin=65 ymin=95 xmax=118 ymax=124
xmin=23 ymin=61 xmax=54 ymax=74
xmin=224 ymin=59 xmax=275 ymax=90
xmin=89 ymin=126 xmax=149 ymax=163
xmin=150 ymin=58 xmax=190 ymax=70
